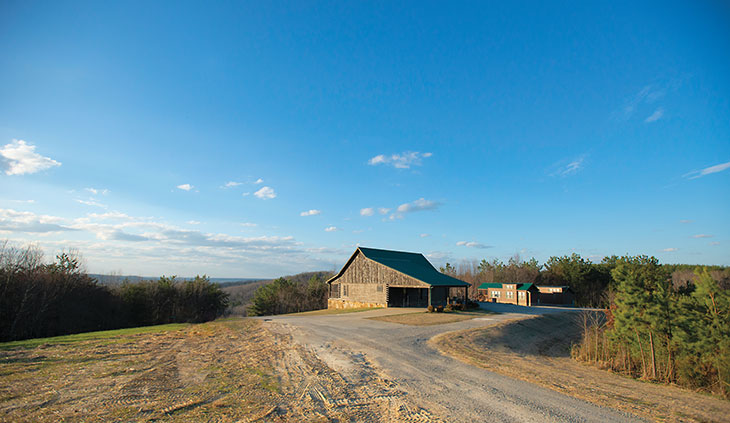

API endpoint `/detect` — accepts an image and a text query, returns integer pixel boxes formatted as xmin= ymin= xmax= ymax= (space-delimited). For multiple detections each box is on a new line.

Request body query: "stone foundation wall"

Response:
xmin=327 ymin=298 xmax=385 ymax=310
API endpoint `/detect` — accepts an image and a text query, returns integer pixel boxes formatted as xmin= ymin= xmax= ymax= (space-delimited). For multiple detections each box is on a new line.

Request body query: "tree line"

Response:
xmin=246 ymin=275 xmax=329 ymax=316
xmin=440 ymin=253 xmax=729 ymax=308
xmin=571 ymin=256 xmax=729 ymax=398
xmin=0 ymin=243 xmax=228 ymax=342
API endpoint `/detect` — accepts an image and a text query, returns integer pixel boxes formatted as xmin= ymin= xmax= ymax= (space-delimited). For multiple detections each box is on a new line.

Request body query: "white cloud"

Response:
xmin=456 ymin=241 xmax=491 ymax=249
xmin=378 ymin=207 xmax=390 ymax=215
xmin=300 ymin=209 xmax=321 ymax=217
xmin=551 ymin=155 xmax=586 ymax=177
xmin=254 ymin=186 xmax=276 ymax=199
xmin=710 ymin=241 xmax=720 ymax=246
xmin=680 ymin=219 xmax=693 ymax=224
xmin=240 ymin=222 xmax=257 ymax=227
xmin=75 ymin=199 xmax=107 ymax=208
xmin=0 ymin=139 xmax=61 ymax=175
xmin=692 ymin=234 xmax=713 ymax=238
xmin=360 ymin=207 xmax=375 ymax=216
xmin=661 ymin=248 xmax=678 ymax=252
xmin=177 ymin=184 xmax=193 ymax=191
xmin=420 ymin=233 xmax=430 ymax=238
xmin=324 ymin=226 xmax=340 ymax=232
xmin=187 ymin=220 xmax=201 ymax=225
xmin=645 ymin=108 xmax=664 ymax=123
xmin=0 ymin=208 xmax=76 ymax=233
xmin=684 ymin=161 xmax=730 ymax=180
xmin=242 ymin=192 xmax=250 ymax=196
xmin=396 ymin=198 xmax=439 ymax=213
xmin=367 ymin=151 xmax=433 ymax=169
xmin=85 ymin=187 xmax=109 ymax=195
xmin=224 ymin=181 xmax=242 ymax=188
xmin=254 ymin=178 xmax=264 ymax=184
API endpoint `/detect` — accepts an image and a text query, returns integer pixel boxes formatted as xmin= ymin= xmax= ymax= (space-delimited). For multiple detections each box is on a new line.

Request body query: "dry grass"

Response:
xmin=369 ymin=310 xmax=492 ymax=326
xmin=287 ymin=306 xmax=383 ymax=316
xmin=0 ymin=317 xmax=436 ymax=422
xmin=431 ymin=313 xmax=730 ymax=423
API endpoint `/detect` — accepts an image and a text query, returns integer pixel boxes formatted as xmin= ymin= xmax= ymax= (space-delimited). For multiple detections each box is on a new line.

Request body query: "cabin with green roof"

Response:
xmin=327 ymin=247 xmax=470 ymax=309
xmin=477 ymin=282 xmax=539 ymax=306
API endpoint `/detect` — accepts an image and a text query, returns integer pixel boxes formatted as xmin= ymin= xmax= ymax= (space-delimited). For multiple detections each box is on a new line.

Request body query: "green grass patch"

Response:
xmin=0 ymin=323 xmax=189 ymax=350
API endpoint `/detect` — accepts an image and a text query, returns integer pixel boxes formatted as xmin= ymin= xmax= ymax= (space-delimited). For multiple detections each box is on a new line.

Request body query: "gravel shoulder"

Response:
xmin=264 ymin=305 xmax=644 ymax=422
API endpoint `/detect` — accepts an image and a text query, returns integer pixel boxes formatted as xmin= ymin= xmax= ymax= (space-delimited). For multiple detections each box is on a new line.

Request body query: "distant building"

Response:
xmin=477 ymin=283 xmax=539 ymax=306
xmin=327 ymin=247 xmax=470 ymax=309
xmin=536 ymin=285 xmax=575 ymax=306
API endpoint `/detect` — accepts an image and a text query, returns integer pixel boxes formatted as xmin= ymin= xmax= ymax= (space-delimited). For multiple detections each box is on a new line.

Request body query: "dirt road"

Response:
xmin=263 ymin=306 xmax=643 ymax=423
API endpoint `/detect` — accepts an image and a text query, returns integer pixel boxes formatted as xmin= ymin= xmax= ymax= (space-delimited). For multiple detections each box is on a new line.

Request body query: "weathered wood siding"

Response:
xmin=332 ymin=251 xmax=428 ymax=305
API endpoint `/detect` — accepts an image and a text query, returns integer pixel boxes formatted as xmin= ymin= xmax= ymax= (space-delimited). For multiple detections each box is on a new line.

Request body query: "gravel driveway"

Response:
xmin=261 ymin=305 xmax=644 ymax=423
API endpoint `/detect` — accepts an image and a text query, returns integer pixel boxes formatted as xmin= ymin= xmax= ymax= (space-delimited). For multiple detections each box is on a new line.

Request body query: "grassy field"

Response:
xmin=0 ymin=317 xmax=430 ymax=422
xmin=0 ymin=324 xmax=189 ymax=350
xmin=431 ymin=313 xmax=730 ymax=423
xmin=369 ymin=309 xmax=493 ymax=326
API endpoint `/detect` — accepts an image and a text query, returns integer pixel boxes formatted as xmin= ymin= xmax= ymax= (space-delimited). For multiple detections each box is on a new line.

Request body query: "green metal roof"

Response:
xmin=478 ymin=283 xmax=502 ymax=289
xmin=355 ymin=247 xmax=470 ymax=287
xmin=477 ymin=282 xmax=537 ymax=290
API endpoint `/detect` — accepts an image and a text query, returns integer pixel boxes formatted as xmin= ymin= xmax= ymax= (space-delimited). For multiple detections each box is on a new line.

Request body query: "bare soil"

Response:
xmin=431 ymin=313 xmax=730 ymax=423
xmin=0 ymin=318 xmax=436 ymax=422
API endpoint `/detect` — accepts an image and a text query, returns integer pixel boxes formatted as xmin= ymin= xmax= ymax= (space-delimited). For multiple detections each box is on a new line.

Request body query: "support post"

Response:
xmin=428 ymin=286 xmax=432 ymax=307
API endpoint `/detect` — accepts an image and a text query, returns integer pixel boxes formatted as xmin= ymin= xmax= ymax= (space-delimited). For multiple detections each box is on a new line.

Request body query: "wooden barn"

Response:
xmin=327 ymin=247 xmax=470 ymax=309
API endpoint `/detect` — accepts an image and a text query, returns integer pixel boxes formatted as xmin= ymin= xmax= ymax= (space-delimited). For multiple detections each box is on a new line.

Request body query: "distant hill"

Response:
xmin=90 ymin=274 xmax=265 ymax=286
xmin=223 ymin=271 xmax=334 ymax=316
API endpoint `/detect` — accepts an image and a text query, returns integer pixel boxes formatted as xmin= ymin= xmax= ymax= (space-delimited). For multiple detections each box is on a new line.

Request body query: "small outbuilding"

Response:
xmin=536 ymin=285 xmax=575 ymax=306
xmin=327 ymin=247 xmax=470 ymax=309
xmin=477 ymin=282 xmax=539 ymax=306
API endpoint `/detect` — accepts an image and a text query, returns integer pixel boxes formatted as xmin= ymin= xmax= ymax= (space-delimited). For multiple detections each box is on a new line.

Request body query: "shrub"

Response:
xmin=444 ymin=304 xmax=453 ymax=312
xmin=436 ymin=305 xmax=444 ymax=313
xmin=427 ymin=305 xmax=434 ymax=313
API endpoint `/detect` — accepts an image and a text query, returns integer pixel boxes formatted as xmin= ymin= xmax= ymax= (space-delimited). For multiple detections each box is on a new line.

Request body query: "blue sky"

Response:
xmin=1 ymin=1 xmax=728 ymax=277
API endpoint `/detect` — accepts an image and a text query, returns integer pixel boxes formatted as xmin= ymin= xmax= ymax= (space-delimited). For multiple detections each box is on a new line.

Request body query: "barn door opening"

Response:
xmin=387 ymin=287 xmax=428 ymax=307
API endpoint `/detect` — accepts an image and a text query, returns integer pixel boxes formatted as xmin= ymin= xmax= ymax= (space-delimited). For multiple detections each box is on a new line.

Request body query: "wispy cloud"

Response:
xmin=456 ymin=241 xmax=492 ymax=249
xmin=240 ymin=222 xmax=257 ymax=227
xmin=692 ymin=234 xmax=713 ymax=238
xmin=378 ymin=208 xmax=390 ymax=215
xmin=300 ymin=209 xmax=321 ymax=217
xmin=710 ymin=241 xmax=720 ymax=246
xmin=368 ymin=151 xmax=433 ymax=169
xmin=75 ymin=199 xmax=107 ymax=208
xmin=0 ymin=139 xmax=61 ymax=175
xmin=85 ymin=187 xmax=109 ymax=195
xmin=550 ymin=155 xmax=586 ymax=177
xmin=254 ymin=186 xmax=276 ymax=199
xmin=223 ymin=181 xmax=242 ymax=188
xmin=680 ymin=219 xmax=693 ymax=224
xmin=645 ymin=108 xmax=664 ymax=123
xmin=177 ymin=183 xmax=193 ymax=191
xmin=187 ymin=220 xmax=201 ymax=225
xmin=254 ymin=178 xmax=264 ymax=184
xmin=420 ymin=233 xmax=430 ymax=238
xmin=661 ymin=248 xmax=678 ymax=252
xmin=360 ymin=208 xmax=374 ymax=216
xmin=324 ymin=226 xmax=340 ymax=232
xmin=683 ymin=161 xmax=730 ymax=179
xmin=619 ymin=85 xmax=666 ymax=120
